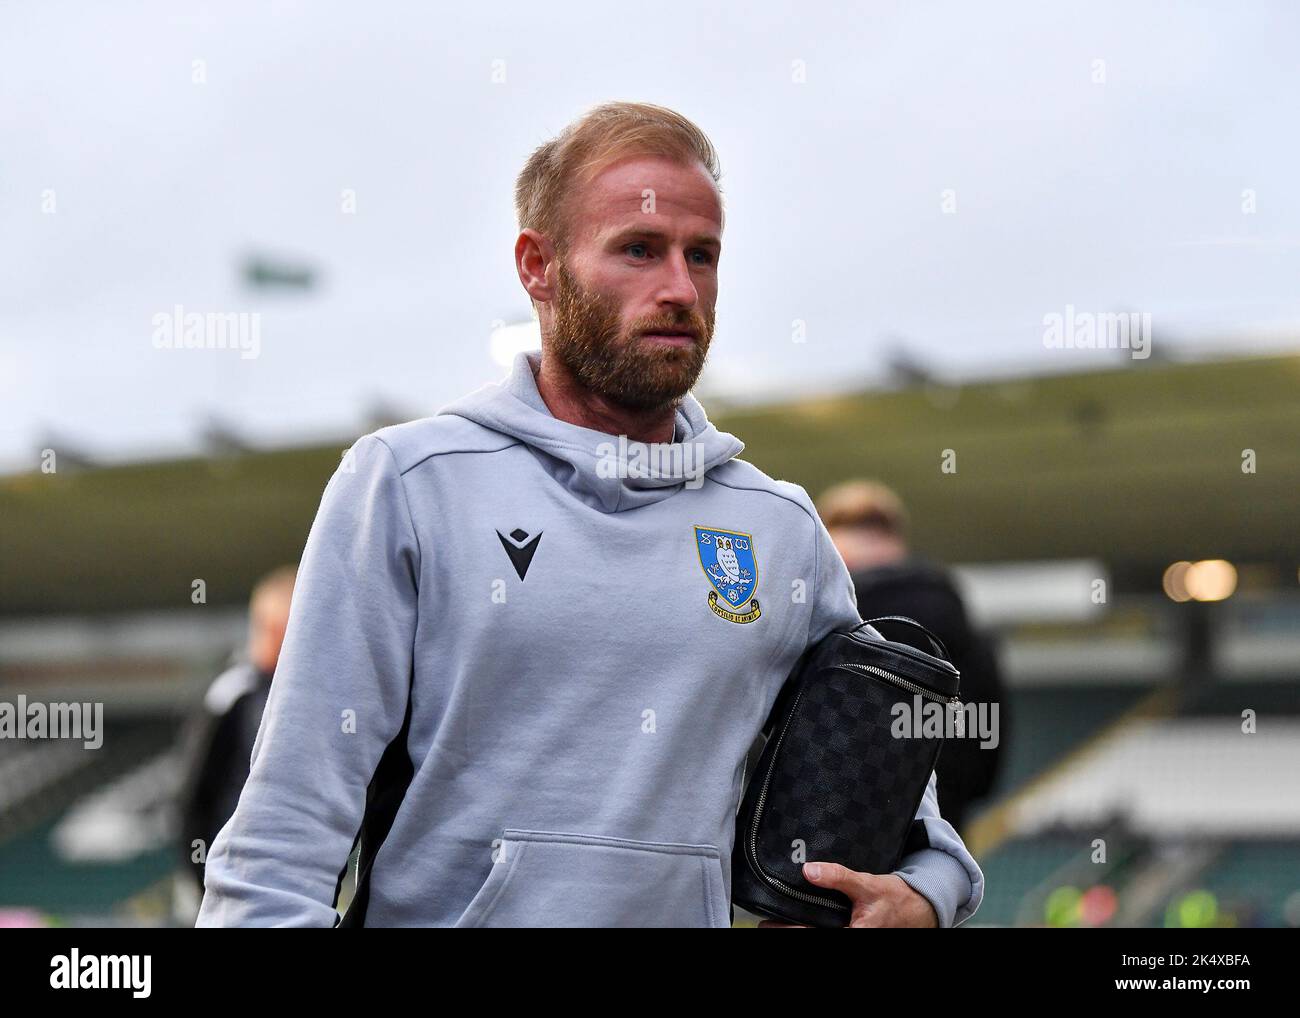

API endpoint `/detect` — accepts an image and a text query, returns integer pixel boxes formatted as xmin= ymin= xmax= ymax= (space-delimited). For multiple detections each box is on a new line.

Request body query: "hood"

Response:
xmin=437 ymin=350 xmax=745 ymax=512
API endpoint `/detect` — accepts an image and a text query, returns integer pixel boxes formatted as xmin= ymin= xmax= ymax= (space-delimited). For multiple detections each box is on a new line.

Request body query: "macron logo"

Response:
xmin=497 ymin=528 xmax=543 ymax=581
xmin=50 ymin=950 xmax=151 ymax=998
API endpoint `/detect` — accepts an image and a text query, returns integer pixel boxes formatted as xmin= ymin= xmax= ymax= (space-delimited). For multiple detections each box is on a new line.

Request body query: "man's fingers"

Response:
xmin=803 ymin=860 xmax=882 ymax=897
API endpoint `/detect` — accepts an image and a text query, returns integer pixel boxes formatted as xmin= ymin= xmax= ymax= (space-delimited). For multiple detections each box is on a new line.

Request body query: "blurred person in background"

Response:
xmin=174 ymin=565 xmax=297 ymax=902
xmin=818 ymin=481 xmax=1008 ymax=836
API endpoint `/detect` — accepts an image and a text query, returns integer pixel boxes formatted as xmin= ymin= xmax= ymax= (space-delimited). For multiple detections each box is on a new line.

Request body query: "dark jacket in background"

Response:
xmin=850 ymin=557 xmax=1008 ymax=836
xmin=175 ymin=663 xmax=272 ymax=891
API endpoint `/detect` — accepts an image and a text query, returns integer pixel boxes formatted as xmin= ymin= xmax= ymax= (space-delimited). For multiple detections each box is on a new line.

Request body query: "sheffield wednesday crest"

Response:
xmin=694 ymin=526 xmax=761 ymax=624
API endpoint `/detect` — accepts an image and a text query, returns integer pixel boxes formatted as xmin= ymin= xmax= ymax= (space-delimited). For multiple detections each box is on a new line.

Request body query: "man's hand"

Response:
xmin=756 ymin=862 xmax=940 ymax=928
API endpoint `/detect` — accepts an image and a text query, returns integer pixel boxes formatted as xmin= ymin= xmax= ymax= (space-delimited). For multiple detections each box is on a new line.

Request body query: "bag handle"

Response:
xmin=858 ymin=615 xmax=952 ymax=663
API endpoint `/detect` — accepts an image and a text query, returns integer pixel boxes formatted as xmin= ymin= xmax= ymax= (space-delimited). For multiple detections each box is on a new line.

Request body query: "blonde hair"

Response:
xmin=250 ymin=564 xmax=297 ymax=617
xmin=514 ymin=101 xmax=723 ymax=254
xmin=816 ymin=481 xmax=909 ymax=536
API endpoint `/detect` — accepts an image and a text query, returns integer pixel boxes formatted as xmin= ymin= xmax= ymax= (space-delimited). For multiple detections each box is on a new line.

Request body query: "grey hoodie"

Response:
xmin=196 ymin=350 xmax=984 ymax=927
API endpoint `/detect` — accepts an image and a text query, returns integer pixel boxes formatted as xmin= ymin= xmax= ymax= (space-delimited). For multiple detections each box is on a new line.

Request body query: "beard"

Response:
xmin=547 ymin=259 xmax=714 ymax=413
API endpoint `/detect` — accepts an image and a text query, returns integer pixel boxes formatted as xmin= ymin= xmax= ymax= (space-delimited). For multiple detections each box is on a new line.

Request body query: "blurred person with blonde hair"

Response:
xmin=175 ymin=565 xmax=297 ymax=899
xmin=818 ymin=481 xmax=912 ymax=571
xmin=819 ymin=481 xmax=1008 ymax=836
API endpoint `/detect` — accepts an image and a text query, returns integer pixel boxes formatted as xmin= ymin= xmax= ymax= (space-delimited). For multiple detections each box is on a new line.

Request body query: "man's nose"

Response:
xmin=654 ymin=250 xmax=699 ymax=308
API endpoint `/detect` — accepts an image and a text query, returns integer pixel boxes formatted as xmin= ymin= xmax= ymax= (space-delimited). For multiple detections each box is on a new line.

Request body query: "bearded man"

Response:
xmin=197 ymin=101 xmax=983 ymax=928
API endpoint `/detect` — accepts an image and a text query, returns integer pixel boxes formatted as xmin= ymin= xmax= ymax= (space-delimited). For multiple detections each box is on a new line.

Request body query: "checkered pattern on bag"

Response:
xmin=755 ymin=668 xmax=941 ymax=883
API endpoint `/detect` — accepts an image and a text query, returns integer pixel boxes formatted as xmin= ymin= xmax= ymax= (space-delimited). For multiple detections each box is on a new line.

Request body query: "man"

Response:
xmin=818 ymin=480 xmax=1008 ymax=836
xmin=177 ymin=565 xmax=297 ymax=894
xmin=197 ymin=101 xmax=983 ymax=928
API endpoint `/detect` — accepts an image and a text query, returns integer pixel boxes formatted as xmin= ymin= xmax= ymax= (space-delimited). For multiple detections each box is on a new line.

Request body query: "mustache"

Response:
xmin=632 ymin=316 xmax=710 ymax=341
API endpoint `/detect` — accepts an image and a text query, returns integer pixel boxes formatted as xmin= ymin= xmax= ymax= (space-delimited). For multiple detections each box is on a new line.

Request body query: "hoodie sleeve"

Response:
xmin=196 ymin=434 xmax=419 ymax=927
xmin=804 ymin=498 xmax=983 ymax=927
xmin=893 ymin=771 xmax=985 ymax=927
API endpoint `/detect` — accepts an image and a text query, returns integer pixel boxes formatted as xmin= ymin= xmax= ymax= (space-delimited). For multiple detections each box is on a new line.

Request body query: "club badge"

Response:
xmin=694 ymin=526 xmax=761 ymax=624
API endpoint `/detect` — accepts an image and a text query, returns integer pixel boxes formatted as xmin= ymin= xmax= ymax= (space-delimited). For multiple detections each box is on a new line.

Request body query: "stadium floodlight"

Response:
xmin=1184 ymin=559 xmax=1237 ymax=602
xmin=1163 ymin=561 xmax=1193 ymax=602
xmin=490 ymin=319 xmax=542 ymax=367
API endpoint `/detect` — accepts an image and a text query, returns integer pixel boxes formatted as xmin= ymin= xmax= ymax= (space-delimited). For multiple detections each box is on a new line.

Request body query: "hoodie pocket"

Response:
xmin=454 ymin=829 xmax=730 ymax=928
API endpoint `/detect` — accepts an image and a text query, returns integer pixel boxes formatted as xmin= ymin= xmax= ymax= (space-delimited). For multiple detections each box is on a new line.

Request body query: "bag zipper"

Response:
xmin=746 ymin=685 xmax=850 ymax=914
xmin=832 ymin=662 xmax=962 ymax=706
xmin=843 ymin=627 xmax=959 ymax=674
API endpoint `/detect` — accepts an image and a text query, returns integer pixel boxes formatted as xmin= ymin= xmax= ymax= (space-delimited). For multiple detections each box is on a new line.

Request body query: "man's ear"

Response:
xmin=516 ymin=228 xmax=558 ymax=304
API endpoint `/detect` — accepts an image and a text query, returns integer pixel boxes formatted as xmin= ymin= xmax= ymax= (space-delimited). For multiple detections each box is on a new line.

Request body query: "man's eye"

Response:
xmin=690 ymin=249 xmax=715 ymax=265
xmin=625 ymin=243 xmax=648 ymax=259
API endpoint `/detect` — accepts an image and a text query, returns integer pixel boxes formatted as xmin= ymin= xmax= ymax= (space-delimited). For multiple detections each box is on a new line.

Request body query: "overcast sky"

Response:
xmin=3 ymin=1 xmax=1298 ymax=471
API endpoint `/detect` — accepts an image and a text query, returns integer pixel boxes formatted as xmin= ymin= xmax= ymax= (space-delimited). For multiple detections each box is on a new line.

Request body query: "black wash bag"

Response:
xmin=731 ymin=616 xmax=961 ymax=927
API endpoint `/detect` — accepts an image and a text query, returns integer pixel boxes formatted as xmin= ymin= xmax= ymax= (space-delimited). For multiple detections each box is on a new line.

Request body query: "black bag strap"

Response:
xmin=859 ymin=615 xmax=952 ymax=663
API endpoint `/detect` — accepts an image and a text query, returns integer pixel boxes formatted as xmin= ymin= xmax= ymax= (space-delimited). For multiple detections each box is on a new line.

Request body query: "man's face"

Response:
xmin=248 ymin=589 xmax=293 ymax=676
xmin=544 ymin=154 xmax=721 ymax=412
